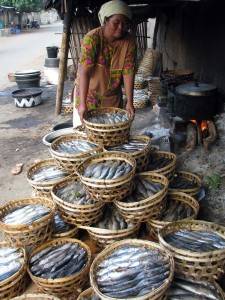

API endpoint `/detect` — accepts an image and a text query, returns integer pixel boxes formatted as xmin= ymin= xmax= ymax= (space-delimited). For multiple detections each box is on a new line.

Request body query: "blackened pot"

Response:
xmin=174 ymin=82 xmax=218 ymax=121
xmin=12 ymin=88 xmax=43 ymax=108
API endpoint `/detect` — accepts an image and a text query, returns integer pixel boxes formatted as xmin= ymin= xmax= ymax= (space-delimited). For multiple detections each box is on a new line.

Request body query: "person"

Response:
xmin=73 ymin=0 xmax=136 ymax=125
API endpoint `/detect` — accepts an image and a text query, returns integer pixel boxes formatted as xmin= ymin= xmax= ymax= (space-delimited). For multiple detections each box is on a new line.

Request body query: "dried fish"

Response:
xmin=2 ymin=204 xmax=50 ymax=226
xmin=30 ymin=242 xmax=88 ymax=279
xmin=106 ymin=139 xmax=149 ymax=153
xmin=53 ymin=213 xmax=73 ymax=234
xmin=169 ymin=175 xmax=198 ymax=190
xmin=160 ymin=199 xmax=193 ymax=222
xmin=55 ymin=140 xmax=97 ymax=155
xmin=87 ymin=112 xmax=129 ymax=124
xmin=96 ymin=245 xmax=170 ymax=298
xmin=147 ymin=154 xmax=172 ymax=171
xmin=31 ymin=165 xmax=68 ymax=182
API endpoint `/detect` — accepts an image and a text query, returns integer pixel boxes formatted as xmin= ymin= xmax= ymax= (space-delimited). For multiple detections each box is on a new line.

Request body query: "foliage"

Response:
xmin=0 ymin=0 xmax=43 ymax=12
xmin=205 ymin=173 xmax=222 ymax=190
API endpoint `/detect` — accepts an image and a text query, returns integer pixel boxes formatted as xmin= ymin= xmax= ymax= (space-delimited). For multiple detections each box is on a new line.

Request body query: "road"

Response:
xmin=0 ymin=22 xmax=63 ymax=90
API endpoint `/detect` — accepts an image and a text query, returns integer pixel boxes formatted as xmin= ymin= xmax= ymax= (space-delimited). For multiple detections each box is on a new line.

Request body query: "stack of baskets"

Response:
xmin=148 ymin=76 xmax=161 ymax=106
xmin=137 ymin=49 xmax=162 ymax=77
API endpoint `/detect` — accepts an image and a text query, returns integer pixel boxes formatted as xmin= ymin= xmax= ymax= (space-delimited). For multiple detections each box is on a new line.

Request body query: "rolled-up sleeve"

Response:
xmin=122 ymin=39 xmax=136 ymax=75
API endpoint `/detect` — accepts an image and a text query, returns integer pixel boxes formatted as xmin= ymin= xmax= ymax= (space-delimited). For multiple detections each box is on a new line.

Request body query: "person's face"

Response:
xmin=105 ymin=14 xmax=130 ymax=39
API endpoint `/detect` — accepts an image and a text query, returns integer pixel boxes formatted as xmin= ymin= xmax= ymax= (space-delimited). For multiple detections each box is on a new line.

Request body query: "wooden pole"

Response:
xmin=55 ymin=0 xmax=73 ymax=115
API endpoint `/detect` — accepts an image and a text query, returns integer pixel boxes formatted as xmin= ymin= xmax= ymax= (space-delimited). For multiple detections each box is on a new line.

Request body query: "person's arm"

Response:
xmin=78 ymin=65 xmax=92 ymax=122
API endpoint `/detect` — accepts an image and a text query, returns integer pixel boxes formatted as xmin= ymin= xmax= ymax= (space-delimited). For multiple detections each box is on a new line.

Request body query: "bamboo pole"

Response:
xmin=55 ymin=0 xmax=73 ymax=115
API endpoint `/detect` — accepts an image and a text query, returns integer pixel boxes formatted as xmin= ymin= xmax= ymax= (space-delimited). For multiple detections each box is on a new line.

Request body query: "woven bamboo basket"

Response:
xmin=52 ymin=225 xmax=79 ymax=239
xmin=133 ymin=98 xmax=149 ymax=109
xmin=146 ymin=151 xmax=177 ymax=179
xmin=134 ymin=80 xmax=147 ymax=90
xmin=51 ymin=177 xmax=104 ymax=226
xmin=11 ymin=294 xmax=61 ymax=300
xmin=138 ymin=49 xmax=162 ymax=77
xmin=0 ymin=242 xmax=28 ymax=300
xmin=83 ymin=107 xmax=132 ymax=147
xmin=115 ymin=172 xmax=169 ymax=223
xmin=105 ymin=135 xmax=151 ymax=172
xmin=77 ymin=287 xmax=96 ymax=300
xmin=50 ymin=135 xmax=103 ymax=173
xmin=27 ymin=238 xmax=91 ymax=297
xmin=61 ymin=103 xmax=73 ymax=115
xmin=147 ymin=191 xmax=199 ymax=240
xmin=90 ymin=239 xmax=174 ymax=300
xmin=0 ymin=197 xmax=55 ymax=247
xmin=158 ymin=220 xmax=225 ymax=281
xmin=168 ymin=171 xmax=201 ymax=196
xmin=77 ymin=152 xmax=136 ymax=203
xmin=27 ymin=159 xmax=70 ymax=198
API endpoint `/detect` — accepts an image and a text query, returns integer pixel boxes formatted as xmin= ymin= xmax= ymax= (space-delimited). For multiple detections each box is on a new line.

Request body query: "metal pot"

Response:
xmin=12 ymin=88 xmax=43 ymax=108
xmin=174 ymin=82 xmax=218 ymax=120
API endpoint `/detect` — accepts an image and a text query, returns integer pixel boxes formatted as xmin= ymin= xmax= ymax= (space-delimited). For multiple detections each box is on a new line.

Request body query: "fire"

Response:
xmin=200 ymin=120 xmax=208 ymax=132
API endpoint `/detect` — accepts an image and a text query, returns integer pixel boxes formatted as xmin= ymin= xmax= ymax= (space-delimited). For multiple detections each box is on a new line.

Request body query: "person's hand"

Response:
xmin=78 ymin=102 xmax=87 ymax=123
xmin=126 ymin=102 xmax=135 ymax=119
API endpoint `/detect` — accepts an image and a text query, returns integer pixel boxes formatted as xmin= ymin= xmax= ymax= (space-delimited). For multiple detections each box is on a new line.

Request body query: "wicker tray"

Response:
xmin=90 ymin=239 xmax=174 ymax=300
xmin=83 ymin=107 xmax=132 ymax=147
xmin=158 ymin=220 xmax=225 ymax=281
xmin=0 ymin=242 xmax=28 ymax=300
xmin=115 ymin=172 xmax=169 ymax=223
xmin=77 ymin=152 xmax=136 ymax=203
xmin=0 ymin=197 xmax=55 ymax=247
xmin=146 ymin=151 xmax=177 ymax=179
xmin=50 ymin=135 xmax=103 ymax=173
xmin=105 ymin=135 xmax=151 ymax=173
xmin=168 ymin=171 xmax=201 ymax=196
xmin=27 ymin=238 xmax=91 ymax=297
xmin=51 ymin=177 xmax=104 ymax=226
xmin=147 ymin=191 xmax=199 ymax=240
xmin=27 ymin=159 xmax=70 ymax=199
xmin=11 ymin=294 xmax=61 ymax=300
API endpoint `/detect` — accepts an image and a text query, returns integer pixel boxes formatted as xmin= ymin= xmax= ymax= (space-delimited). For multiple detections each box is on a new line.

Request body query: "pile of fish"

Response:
xmin=164 ymin=229 xmax=225 ymax=252
xmin=124 ymin=176 xmax=163 ymax=203
xmin=30 ymin=242 xmax=87 ymax=279
xmin=0 ymin=247 xmax=24 ymax=282
xmin=83 ymin=160 xmax=132 ymax=180
xmin=53 ymin=213 xmax=73 ymax=234
xmin=54 ymin=140 xmax=97 ymax=155
xmin=80 ymin=294 xmax=100 ymax=300
xmin=95 ymin=245 xmax=170 ymax=298
xmin=55 ymin=181 xmax=95 ymax=205
xmin=2 ymin=204 xmax=50 ymax=225
xmin=167 ymin=277 xmax=223 ymax=300
xmin=159 ymin=199 xmax=193 ymax=222
xmin=169 ymin=175 xmax=198 ymax=190
xmin=87 ymin=112 xmax=129 ymax=124
xmin=147 ymin=154 xmax=173 ymax=171
xmin=107 ymin=139 xmax=149 ymax=153
xmin=31 ymin=165 xmax=68 ymax=183
xmin=94 ymin=206 xmax=132 ymax=230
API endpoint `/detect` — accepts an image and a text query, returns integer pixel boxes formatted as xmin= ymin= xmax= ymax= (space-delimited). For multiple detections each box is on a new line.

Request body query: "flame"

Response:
xmin=191 ymin=119 xmax=197 ymax=125
xmin=200 ymin=120 xmax=208 ymax=132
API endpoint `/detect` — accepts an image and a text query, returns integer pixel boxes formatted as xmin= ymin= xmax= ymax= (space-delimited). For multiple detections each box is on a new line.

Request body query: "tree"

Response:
xmin=0 ymin=0 xmax=43 ymax=12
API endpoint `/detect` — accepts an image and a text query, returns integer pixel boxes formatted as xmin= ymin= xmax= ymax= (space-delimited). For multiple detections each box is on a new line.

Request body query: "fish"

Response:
xmin=160 ymin=199 xmax=193 ymax=222
xmin=53 ymin=213 xmax=73 ymax=234
xmin=87 ymin=112 xmax=129 ymax=125
xmin=106 ymin=139 xmax=149 ymax=153
xmin=0 ymin=246 xmax=24 ymax=282
xmin=30 ymin=242 xmax=87 ymax=279
xmin=169 ymin=176 xmax=198 ymax=190
xmin=31 ymin=165 xmax=68 ymax=182
xmin=167 ymin=277 xmax=223 ymax=300
xmin=2 ymin=204 xmax=50 ymax=225
xmin=147 ymin=154 xmax=172 ymax=171
xmin=96 ymin=245 xmax=170 ymax=298
xmin=55 ymin=139 xmax=97 ymax=155
xmin=164 ymin=229 xmax=225 ymax=252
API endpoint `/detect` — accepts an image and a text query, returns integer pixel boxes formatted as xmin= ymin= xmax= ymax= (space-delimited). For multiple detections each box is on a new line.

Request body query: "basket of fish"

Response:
xmin=52 ymin=212 xmax=78 ymax=238
xmin=83 ymin=107 xmax=132 ymax=147
xmin=90 ymin=239 xmax=174 ymax=300
xmin=27 ymin=159 xmax=70 ymax=198
xmin=51 ymin=177 xmax=104 ymax=226
xmin=105 ymin=135 xmax=151 ymax=172
xmin=0 ymin=197 xmax=55 ymax=247
xmin=77 ymin=152 xmax=136 ymax=203
xmin=146 ymin=151 xmax=177 ymax=179
xmin=11 ymin=294 xmax=61 ymax=300
xmin=158 ymin=220 xmax=225 ymax=281
xmin=50 ymin=135 xmax=103 ymax=173
xmin=81 ymin=205 xmax=139 ymax=248
xmin=0 ymin=243 xmax=27 ymax=300
xmin=115 ymin=172 xmax=168 ymax=223
xmin=169 ymin=171 xmax=201 ymax=196
xmin=147 ymin=192 xmax=199 ymax=240
xmin=28 ymin=238 xmax=91 ymax=297
xmin=166 ymin=276 xmax=225 ymax=300
xmin=77 ymin=287 xmax=100 ymax=300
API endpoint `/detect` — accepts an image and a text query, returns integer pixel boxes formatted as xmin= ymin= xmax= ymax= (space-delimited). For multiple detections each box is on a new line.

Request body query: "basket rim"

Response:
xmin=11 ymin=294 xmax=61 ymax=300
xmin=50 ymin=135 xmax=103 ymax=158
xmin=83 ymin=107 xmax=132 ymax=128
xmin=0 ymin=197 xmax=56 ymax=230
xmin=168 ymin=171 xmax=202 ymax=193
xmin=27 ymin=237 xmax=91 ymax=283
xmin=77 ymin=151 xmax=136 ymax=185
xmin=0 ymin=242 xmax=27 ymax=286
xmin=90 ymin=238 xmax=174 ymax=300
xmin=158 ymin=220 xmax=225 ymax=258
xmin=80 ymin=222 xmax=139 ymax=234
xmin=52 ymin=225 xmax=78 ymax=238
xmin=27 ymin=159 xmax=70 ymax=187
xmin=77 ymin=287 xmax=94 ymax=300
xmin=147 ymin=151 xmax=177 ymax=173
